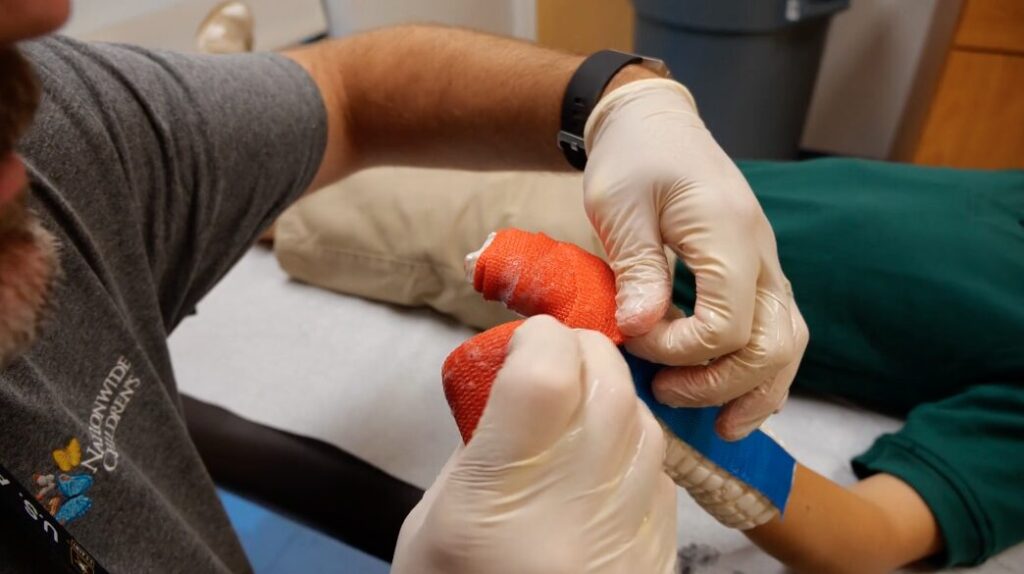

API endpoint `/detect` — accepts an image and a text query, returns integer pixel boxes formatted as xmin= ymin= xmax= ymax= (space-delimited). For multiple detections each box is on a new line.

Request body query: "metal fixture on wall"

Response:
xmin=196 ymin=1 xmax=254 ymax=54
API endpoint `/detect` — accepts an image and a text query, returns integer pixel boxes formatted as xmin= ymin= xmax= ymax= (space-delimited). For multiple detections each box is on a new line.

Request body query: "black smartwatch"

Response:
xmin=558 ymin=50 xmax=670 ymax=170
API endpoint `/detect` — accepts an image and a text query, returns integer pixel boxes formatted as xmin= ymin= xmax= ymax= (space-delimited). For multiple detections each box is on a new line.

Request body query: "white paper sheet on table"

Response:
xmin=169 ymin=248 xmax=1024 ymax=574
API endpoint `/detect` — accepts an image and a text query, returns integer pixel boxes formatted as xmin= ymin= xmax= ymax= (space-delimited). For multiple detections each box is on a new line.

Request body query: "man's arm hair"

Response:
xmin=746 ymin=464 xmax=943 ymax=574
xmin=283 ymin=24 xmax=653 ymax=192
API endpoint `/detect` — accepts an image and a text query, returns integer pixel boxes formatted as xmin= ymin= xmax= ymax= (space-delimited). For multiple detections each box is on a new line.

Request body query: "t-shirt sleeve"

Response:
xmin=22 ymin=36 xmax=327 ymax=329
xmin=852 ymin=382 xmax=1024 ymax=567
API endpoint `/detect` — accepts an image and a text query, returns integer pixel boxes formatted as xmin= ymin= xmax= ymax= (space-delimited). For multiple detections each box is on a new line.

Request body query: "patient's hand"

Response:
xmin=391 ymin=316 xmax=677 ymax=574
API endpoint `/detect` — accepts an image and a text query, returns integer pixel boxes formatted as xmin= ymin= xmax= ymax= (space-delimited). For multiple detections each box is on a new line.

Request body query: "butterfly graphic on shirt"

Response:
xmin=52 ymin=437 xmax=82 ymax=472
xmin=31 ymin=437 xmax=94 ymax=525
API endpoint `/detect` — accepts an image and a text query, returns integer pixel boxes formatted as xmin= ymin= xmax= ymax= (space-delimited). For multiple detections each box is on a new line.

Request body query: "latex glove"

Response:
xmin=391 ymin=315 xmax=677 ymax=574
xmin=583 ymin=78 xmax=809 ymax=440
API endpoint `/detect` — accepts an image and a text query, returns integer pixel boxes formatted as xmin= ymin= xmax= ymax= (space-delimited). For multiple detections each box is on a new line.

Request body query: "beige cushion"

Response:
xmin=274 ymin=167 xmax=603 ymax=330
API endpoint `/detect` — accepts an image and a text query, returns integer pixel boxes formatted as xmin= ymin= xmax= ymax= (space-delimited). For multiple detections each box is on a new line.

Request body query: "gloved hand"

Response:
xmin=583 ymin=78 xmax=809 ymax=440
xmin=391 ymin=315 xmax=677 ymax=574
xmin=461 ymin=228 xmax=787 ymax=530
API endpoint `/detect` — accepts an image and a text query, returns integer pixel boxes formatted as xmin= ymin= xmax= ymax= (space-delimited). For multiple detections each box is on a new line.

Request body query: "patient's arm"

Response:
xmin=747 ymin=464 xmax=942 ymax=574
xmin=282 ymin=25 xmax=653 ymax=192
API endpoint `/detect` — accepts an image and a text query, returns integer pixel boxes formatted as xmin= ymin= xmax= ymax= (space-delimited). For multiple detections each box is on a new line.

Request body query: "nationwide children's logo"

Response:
xmin=81 ymin=355 xmax=140 ymax=473
xmin=31 ymin=355 xmax=143 ymax=526
xmin=32 ymin=437 xmax=94 ymax=525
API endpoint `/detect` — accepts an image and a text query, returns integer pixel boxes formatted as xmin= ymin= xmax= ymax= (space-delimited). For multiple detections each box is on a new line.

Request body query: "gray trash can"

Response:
xmin=633 ymin=0 xmax=848 ymax=159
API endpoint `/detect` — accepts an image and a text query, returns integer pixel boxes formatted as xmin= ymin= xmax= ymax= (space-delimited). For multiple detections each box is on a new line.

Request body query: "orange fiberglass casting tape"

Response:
xmin=443 ymin=230 xmax=623 ymax=441
xmin=442 ymin=229 xmax=796 ymax=529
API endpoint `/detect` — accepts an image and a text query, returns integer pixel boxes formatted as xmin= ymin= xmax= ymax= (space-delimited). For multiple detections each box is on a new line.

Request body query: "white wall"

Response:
xmin=801 ymin=0 xmax=962 ymax=158
xmin=322 ymin=0 xmax=535 ymax=40
xmin=63 ymin=0 xmax=180 ymax=37
xmin=63 ymin=0 xmax=534 ymax=53
xmin=63 ymin=0 xmax=326 ymax=53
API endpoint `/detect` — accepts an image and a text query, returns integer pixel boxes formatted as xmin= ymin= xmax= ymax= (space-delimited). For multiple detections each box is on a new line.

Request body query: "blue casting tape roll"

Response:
xmin=622 ymin=350 xmax=796 ymax=514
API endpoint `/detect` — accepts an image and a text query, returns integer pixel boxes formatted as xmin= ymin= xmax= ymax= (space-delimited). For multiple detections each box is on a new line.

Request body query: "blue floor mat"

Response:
xmin=217 ymin=488 xmax=390 ymax=573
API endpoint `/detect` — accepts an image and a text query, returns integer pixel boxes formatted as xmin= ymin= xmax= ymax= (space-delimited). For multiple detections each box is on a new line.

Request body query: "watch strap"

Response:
xmin=558 ymin=50 xmax=643 ymax=171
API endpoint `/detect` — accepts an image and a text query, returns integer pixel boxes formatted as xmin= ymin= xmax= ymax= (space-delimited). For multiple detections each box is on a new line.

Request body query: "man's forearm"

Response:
xmin=285 ymin=25 xmax=653 ymax=190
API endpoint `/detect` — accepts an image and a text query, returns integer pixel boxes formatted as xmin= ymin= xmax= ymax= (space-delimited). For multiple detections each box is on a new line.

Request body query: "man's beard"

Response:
xmin=0 ymin=46 xmax=60 ymax=369
xmin=0 ymin=46 xmax=38 ymax=158
xmin=0 ymin=195 xmax=58 ymax=368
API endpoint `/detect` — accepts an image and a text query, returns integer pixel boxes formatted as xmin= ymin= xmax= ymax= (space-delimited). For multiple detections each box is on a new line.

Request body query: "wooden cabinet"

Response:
xmin=955 ymin=0 xmax=1024 ymax=54
xmin=536 ymin=0 xmax=634 ymax=54
xmin=910 ymin=0 xmax=1024 ymax=169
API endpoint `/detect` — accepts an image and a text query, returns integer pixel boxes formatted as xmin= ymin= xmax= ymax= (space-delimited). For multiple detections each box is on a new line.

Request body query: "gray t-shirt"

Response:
xmin=0 ymin=36 xmax=326 ymax=572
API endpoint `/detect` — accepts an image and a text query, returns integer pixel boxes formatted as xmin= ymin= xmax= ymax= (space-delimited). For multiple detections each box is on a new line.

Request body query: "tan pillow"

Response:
xmin=274 ymin=167 xmax=604 ymax=330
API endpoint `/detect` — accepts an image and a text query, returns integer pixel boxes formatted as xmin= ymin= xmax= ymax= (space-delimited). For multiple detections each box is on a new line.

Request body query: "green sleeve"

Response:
xmin=853 ymin=383 xmax=1024 ymax=567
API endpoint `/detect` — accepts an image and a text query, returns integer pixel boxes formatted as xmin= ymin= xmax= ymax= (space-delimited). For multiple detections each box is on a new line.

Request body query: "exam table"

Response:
xmin=170 ymin=247 xmax=1024 ymax=573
